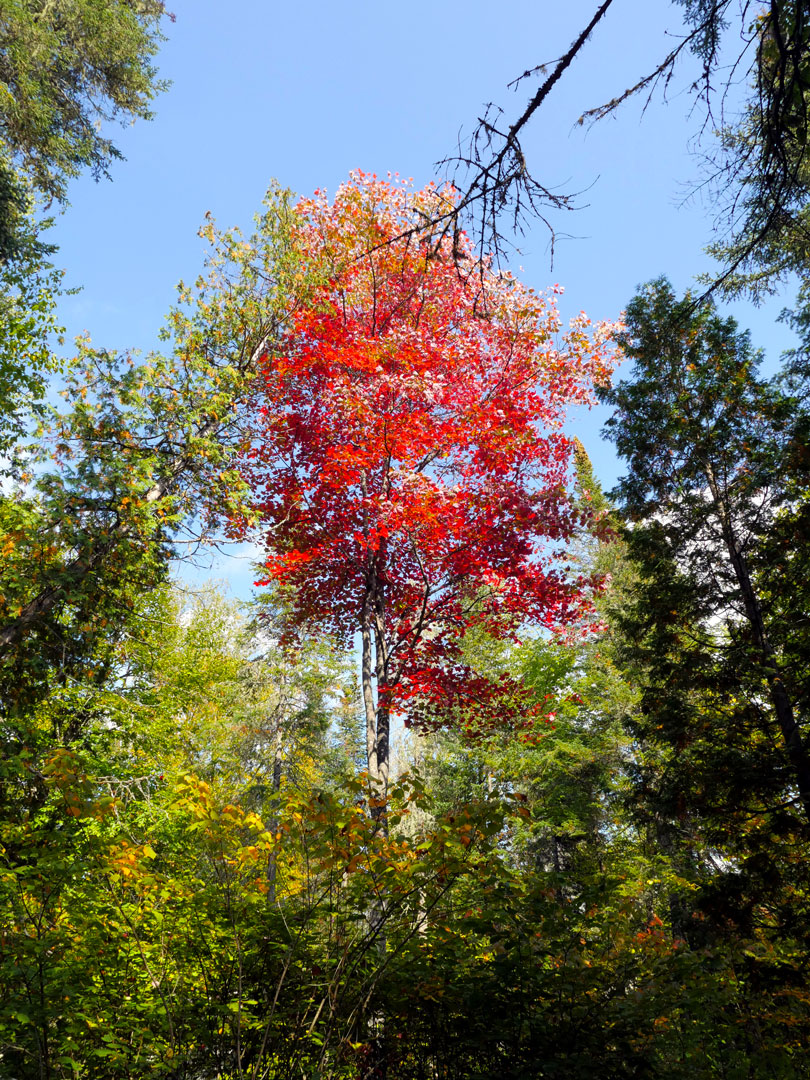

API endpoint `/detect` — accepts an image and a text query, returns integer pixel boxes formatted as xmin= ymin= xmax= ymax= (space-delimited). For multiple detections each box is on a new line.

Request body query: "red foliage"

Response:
xmin=237 ymin=173 xmax=619 ymax=733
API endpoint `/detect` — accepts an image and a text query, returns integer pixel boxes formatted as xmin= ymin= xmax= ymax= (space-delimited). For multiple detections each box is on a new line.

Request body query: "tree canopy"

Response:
xmin=2 ymin=6 xmax=810 ymax=1079
xmin=0 ymin=0 xmax=170 ymax=261
xmin=234 ymin=173 xmax=619 ymax=799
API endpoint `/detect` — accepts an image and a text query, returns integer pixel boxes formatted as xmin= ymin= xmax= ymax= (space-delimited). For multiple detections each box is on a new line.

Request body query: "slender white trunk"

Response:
xmin=361 ymin=602 xmax=381 ymax=789
xmin=360 ymin=469 xmax=391 ymax=814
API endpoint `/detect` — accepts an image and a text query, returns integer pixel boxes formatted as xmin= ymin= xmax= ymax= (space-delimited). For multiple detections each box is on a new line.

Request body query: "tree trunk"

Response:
xmin=372 ymin=592 xmax=390 ymax=808
xmin=360 ymin=591 xmax=389 ymax=1078
xmin=361 ymin=602 xmax=382 ymax=791
xmin=267 ymin=721 xmax=283 ymax=903
xmin=360 ymin=545 xmax=390 ymax=823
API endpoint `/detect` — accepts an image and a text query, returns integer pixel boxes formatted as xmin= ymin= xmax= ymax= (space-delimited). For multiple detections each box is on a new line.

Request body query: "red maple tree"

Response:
xmin=236 ymin=173 xmax=619 ymax=792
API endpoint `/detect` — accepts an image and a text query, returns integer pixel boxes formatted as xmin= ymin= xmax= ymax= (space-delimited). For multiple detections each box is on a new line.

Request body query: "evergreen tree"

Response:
xmin=0 ymin=0 xmax=170 ymax=260
xmin=601 ymin=278 xmax=810 ymax=964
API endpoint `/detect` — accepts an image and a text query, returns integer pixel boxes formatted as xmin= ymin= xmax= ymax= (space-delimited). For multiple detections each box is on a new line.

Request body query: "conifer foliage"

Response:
xmin=601 ymin=278 xmax=810 ymax=831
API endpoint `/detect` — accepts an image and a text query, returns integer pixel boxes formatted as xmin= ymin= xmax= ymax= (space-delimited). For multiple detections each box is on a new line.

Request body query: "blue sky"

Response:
xmin=45 ymin=1 xmax=798 ymax=593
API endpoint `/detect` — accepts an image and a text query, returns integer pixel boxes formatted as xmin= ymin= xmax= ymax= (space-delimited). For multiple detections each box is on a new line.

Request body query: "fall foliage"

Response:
xmin=2 ymin=6 xmax=810 ymax=1072
xmin=236 ymin=173 xmax=619 ymax=791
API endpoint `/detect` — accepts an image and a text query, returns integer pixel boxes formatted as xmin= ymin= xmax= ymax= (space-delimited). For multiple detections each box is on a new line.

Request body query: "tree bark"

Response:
xmin=372 ymin=586 xmax=390 ymax=805
xmin=360 ymin=470 xmax=390 ymax=818
xmin=361 ymin=601 xmax=380 ymax=789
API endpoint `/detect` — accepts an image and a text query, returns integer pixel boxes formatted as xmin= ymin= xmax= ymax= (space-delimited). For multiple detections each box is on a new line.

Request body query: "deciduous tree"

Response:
xmin=235 ymin=173 xmax=619 ymax=799
xmin=0 ymin=187 xmax=303 ymax=663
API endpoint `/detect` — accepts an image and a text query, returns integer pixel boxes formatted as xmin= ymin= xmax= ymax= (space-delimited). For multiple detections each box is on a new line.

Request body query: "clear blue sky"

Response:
xmin=46 ymin=1 xmax=798 ymax=593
